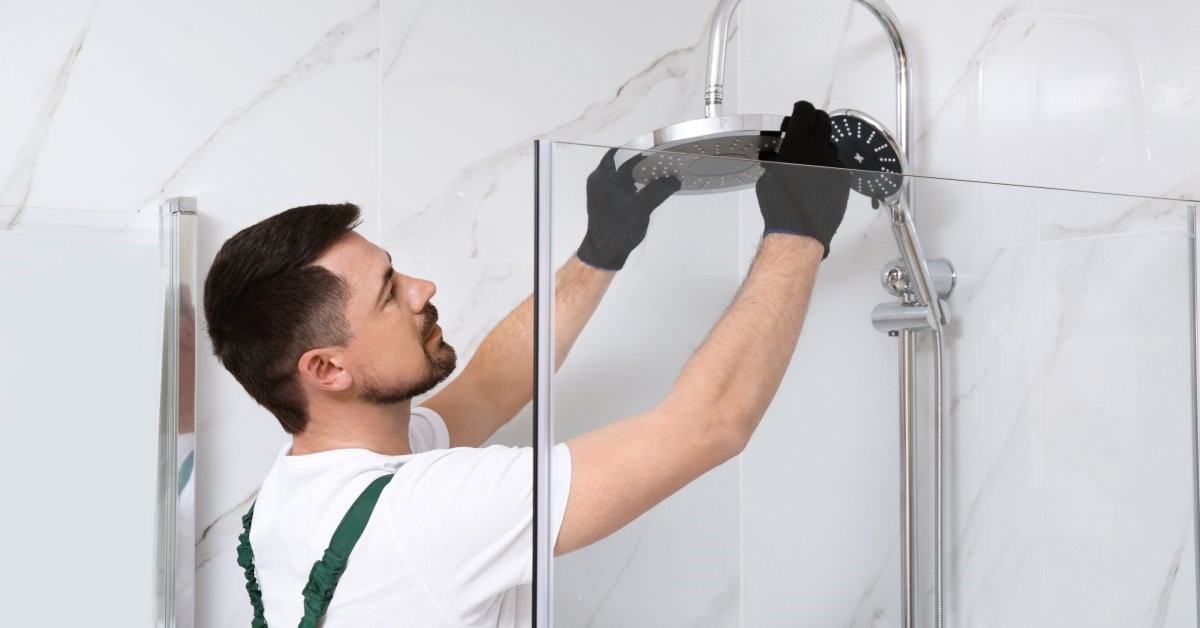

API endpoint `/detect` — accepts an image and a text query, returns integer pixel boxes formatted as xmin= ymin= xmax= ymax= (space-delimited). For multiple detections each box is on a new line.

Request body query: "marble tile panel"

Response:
xmin=902 ymin=0 xmax=1039 ymax=187
xmin=380 ymin=0 xmax=733 ymax=263
xmin=555 ymin=461 xmax=741 ymax=627
xmin=740 ymin=216 xmax=908 ymax=626
xmin=915 ymin=174 xmax=1041 ymax=254
xmin=1039 ymin=188 xmax=1191 ymax=243
xmin=1034 ymin=0 xmax=1200 ymax=198
xmin=2 ymin=0 xmax=379 ymax=214
xmin=908 ymin=245 xmax=1044 ymax=627
xmin=1036 ymin=229 xmax=1195 ymax=626
xmin=550 ymin=268 xmax=743 ymax=626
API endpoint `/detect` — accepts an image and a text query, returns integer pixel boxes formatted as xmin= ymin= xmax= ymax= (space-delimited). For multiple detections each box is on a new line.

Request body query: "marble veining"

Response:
xmin=381 ymin=0 xmax=434 ymax=81
xmin=1146 ymin=524 xmax=1187 ymax=626
xmin=1042 ymin=237 xmax=1100 ymax=364
xmin=1041 ymin=189 xmax=1191 ymax=243
xmin=949 ymin=386 xmax=1036 ymax=576
xmin=138 ymin=1 xmax=380 ymax=211
xmin=916 ymin=5 xmax=1035 ymax=145
xmin=385 ymin=22 xmax=728 ymax=260
xmin=583 ymin=522 xmax=653 ymax=628
xmin=841 ymin=548 xmax=894 ymax=628
xmin=441 ymin=264 xmax=524 ymax=354
xmin=821 ymin=2 xmax=858 ymax=111
xmin=2 ymin=17 xmax=91 ymax=229
xmin=196 ymin=489 xmax=258 ymax=571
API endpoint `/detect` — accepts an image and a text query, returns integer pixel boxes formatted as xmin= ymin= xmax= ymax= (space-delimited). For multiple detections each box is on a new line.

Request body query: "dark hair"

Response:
xmin=203 ymin=203 xmax=362 ymax=434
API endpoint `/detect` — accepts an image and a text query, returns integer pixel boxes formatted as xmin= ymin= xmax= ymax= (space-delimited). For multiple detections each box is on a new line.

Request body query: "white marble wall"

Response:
xmin=1 ymin=2 xmax=380 ymax=627
xmin=735 ymin=1 xmax=1200 ymax=625
xmin=6 ymin=0 xmax=1200 ymax=625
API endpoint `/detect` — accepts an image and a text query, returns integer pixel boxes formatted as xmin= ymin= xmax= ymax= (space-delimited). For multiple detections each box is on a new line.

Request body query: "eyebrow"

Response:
xmin=376 ymin=252 xmax=394 ymax=308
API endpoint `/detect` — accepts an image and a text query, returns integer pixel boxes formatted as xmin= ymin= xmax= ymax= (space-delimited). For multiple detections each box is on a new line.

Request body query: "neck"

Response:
xmin=290 ymin=396 xmax=414 ymax=456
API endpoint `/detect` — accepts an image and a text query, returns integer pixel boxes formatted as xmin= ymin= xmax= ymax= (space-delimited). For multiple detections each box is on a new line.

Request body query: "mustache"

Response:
xmin=420 ymin=303 xmax=440 ymax=340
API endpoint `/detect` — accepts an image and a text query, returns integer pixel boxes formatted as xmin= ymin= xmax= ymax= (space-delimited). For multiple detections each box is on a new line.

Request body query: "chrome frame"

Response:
xmin=156 ymin=196 xmax=196 ymax=628
xmin=533 ymin=141 xmax=556 ymax=626
xmin=1190 ymin=204 xmax=1200 ymax=626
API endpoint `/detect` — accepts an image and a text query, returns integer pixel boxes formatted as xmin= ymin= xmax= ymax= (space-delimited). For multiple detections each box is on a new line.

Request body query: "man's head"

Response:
xmin=203 ymin=203 xmax=456 ymax=434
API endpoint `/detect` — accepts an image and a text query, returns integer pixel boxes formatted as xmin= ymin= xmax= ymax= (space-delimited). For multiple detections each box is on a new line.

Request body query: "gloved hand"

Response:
xmin=755 ymin=101 xmax=851 ymax=259
xmin=576 ymin=148 xmax=682 ymax=270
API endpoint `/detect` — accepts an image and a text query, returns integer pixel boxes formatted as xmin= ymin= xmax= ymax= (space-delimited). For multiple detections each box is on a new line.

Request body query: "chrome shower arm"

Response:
xmin=704 ymin=0 xmax=742 ymax=118
xmin=855 ymin=0 xmax=912 ymax=165
xmin=702 ymin=0 xmax=912 ymax=167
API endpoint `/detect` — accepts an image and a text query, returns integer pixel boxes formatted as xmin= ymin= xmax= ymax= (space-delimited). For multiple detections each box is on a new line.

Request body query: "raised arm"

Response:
xmin=555 ymin=101 xmax=849 ymax=554
xmin=424 ymin=150 xmax=680 ymax=447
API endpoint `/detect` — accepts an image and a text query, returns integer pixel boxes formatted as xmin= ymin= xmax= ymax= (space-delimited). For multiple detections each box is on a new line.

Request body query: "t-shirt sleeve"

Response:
xmin=408 ymin=406 xmax=451 ymax=452
xmin=388 ymin=443 xmax=572 ymax=624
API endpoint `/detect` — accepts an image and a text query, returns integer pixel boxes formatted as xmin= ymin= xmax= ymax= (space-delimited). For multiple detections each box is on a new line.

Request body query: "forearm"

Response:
xmin=428 ymin=256 xmax=613 ymax=445
xmin=556 ymin=234 xmax=824 ymax=554
xmin=469 ymin=255 xmax=611 ymax=381
xmin=663 ymin=234 xmax=823 ymax=448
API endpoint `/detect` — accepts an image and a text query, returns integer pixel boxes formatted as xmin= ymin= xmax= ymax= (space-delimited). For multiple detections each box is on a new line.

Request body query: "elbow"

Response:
xmin=663 ymin=394 xmax=755 ymax=464
xmin=717 ymin=410 xmax=754 ymax=460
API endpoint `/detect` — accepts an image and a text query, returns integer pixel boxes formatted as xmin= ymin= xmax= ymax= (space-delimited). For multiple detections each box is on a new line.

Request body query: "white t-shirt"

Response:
xmin=248 ymin=407 xmax=572 ymax=627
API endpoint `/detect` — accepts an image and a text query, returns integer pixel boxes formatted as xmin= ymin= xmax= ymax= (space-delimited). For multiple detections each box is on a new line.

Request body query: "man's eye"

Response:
xmin=386 ymin=283 xmax=397 ymax=302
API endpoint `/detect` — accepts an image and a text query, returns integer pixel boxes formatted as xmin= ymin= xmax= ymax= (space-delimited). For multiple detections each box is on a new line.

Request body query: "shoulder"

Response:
xmin=409 ymin=406 xmax=451 ymax=452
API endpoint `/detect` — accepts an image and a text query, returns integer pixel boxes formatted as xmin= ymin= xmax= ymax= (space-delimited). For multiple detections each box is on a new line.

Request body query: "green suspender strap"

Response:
xmin=237 ymin=473 xmax=396 ymax=628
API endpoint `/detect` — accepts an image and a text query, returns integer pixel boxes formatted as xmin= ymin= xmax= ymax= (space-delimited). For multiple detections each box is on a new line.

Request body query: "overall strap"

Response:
xmin=236 ymin=503 xmax=268 ymax=628
xmin=298 ymin=473 xmax=395 ymax=627
xmin=236 ymin=473 xmax=396 ymax=628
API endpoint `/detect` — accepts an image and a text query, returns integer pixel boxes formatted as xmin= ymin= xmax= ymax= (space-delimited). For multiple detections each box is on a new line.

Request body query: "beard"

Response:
xmin=359 ymin=304 xmax=458 ymax=405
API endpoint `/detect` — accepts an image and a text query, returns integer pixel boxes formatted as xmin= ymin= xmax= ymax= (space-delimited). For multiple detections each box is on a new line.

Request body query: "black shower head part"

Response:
xmin=829 ymin=109 xmax=906 ymax=204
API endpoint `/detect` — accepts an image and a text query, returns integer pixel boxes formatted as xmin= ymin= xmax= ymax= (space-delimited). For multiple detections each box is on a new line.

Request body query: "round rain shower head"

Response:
xmin=829 ymin=108 xmax=906 ymax=203
xmin=616 ymin=114 xmax=787 ymax=195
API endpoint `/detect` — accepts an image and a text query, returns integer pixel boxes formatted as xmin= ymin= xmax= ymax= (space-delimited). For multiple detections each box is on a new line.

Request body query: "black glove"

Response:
xmin=755 ymin=101 xmax=851 ymax=259
xmin=576 ymin=148 xmax=682 ymax=270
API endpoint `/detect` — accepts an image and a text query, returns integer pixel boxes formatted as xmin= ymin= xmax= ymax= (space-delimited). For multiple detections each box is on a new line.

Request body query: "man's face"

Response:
xmin=315 ymin=232 xmax=457 ymax=403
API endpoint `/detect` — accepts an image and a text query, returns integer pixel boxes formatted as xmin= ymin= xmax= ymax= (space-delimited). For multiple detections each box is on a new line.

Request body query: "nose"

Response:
xmin=406 ymin=276 xmax=437 ymax=311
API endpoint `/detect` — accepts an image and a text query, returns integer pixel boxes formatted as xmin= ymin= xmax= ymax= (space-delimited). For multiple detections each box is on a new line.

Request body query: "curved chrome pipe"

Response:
xmin=704 ymin=0 xmax=741 ymax=118
xmin=702 ymin=0 xmax=913 ymax=173
xmin=855 ymin=0 xmax=911 ymax=165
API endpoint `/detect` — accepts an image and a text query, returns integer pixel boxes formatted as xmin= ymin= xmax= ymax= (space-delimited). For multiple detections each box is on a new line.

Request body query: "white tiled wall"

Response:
xmin=5 ymin=0 xmax=1200 ymax=625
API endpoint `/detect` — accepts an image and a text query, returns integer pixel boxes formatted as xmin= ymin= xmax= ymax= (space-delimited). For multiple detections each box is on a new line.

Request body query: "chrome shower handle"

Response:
xmin=888 ymin=199 xmax=948 ymax=330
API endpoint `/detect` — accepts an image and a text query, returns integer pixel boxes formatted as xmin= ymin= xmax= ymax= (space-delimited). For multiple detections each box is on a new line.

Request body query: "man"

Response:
xmin=203 ymin=101 xmax=848 ymax=626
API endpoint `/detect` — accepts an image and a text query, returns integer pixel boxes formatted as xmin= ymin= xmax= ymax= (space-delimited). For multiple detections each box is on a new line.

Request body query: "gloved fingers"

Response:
xmin=597 ymin=147 xmax=619 ymax=174
xmin=786 ymin=101 xmax=817 ymax=135
xmin=635 ymin=176 xmax=682 ymax=211
xmin=778 ymin=116 xmax=791 ymax=133
xmin=814 ymin=109 xmax=833 ymax=142
xmin=616 ymin=152 xmax=648 ymax=181
xmin=758 ymin=148 xmax=779 ymax=162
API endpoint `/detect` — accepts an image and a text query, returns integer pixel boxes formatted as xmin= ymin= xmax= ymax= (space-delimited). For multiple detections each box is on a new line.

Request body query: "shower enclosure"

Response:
xmin=0 ymin=199 xmax=196 ymax=626
xmin=533 ymin=142 xmax=1200 ymax=626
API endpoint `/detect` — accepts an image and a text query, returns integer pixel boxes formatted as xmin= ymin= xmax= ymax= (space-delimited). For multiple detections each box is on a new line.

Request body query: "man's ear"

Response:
xmin=297 ymin=347 xmax=353 ymax=392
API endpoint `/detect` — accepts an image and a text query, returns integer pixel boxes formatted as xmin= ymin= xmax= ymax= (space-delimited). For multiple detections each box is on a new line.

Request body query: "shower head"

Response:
xmin=828 ymin=108 xmax=906 ymax=204
xmin=615 ymin=113 xmax=787 ymax=195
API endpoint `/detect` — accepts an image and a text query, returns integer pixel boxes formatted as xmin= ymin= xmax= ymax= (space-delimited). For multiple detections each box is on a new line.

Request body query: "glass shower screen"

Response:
xmin=0 ymin=201 xmax=195 ymax=626
xmin=534 ymin=140 xmax=1199 ymax=627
